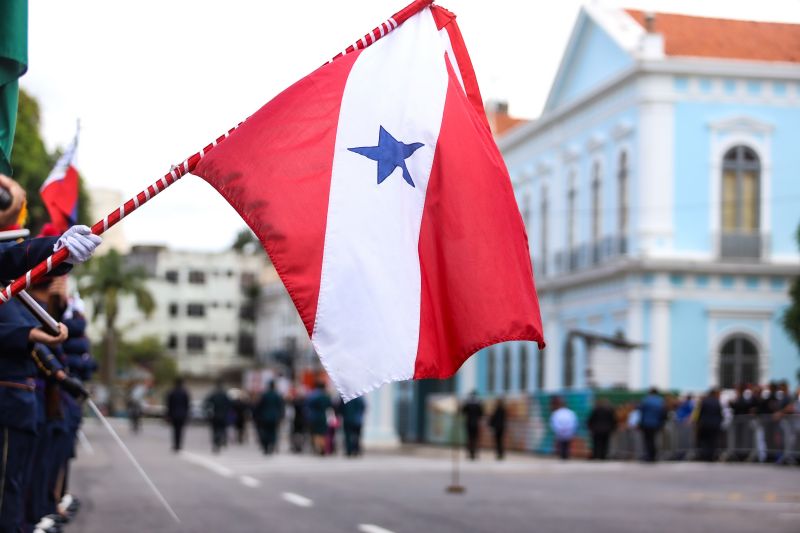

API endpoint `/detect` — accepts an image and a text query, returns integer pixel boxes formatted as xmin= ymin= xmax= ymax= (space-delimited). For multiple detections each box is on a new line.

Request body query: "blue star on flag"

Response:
xmin=348 ymin=126 xmax=424 ymax=188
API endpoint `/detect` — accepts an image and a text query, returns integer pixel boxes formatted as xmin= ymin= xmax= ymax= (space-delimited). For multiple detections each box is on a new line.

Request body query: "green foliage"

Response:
xmin=79 ymin=249 xmax=155 ymax=329
xmin=782 ymin=224 xmax=800 ymax=351
xmin=117 ymin=335 xmax=177 ymax=387
xmin=10 ymin=89 xmax=92 ymax=232
xmin=231 ymin=227 xmax=258 ymax=251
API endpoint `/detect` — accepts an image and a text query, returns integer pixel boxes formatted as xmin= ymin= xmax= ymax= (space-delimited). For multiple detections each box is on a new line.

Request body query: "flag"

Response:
xmin=194 ymin=1 xmax=544 ymax=400
xmin=0 ymin=0 xmax=28 ymax=175
xmin=40 ymin=129 xmax=80 ymax=233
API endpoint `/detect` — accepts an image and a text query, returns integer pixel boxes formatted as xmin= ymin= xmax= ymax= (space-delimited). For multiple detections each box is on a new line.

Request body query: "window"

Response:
xmin=165 ymin=270 xmax=179 ymax=283
xmin=519 ymin=345 xmax=529 ymax=392
xmin=238 ymin=332 xmax=255 ymax=357
xmin=719 ymin=336 xmax=759 ymax=388
xmin=239 ymin=303 xmax=256 ymax=321
xmin=720 ymin=146 xmax=761 ymax=258
xmin=540 ymin=185 xmax=548 ymax=276
xmin=486 ymin=348 xmax=496 ymax=394
xmin=563 ymin=341 xmax=574 ymax=389
xmin=502 ymin=345 xmax=512 ymax=392
xmin=167 ymin=334 xmax=178 ymax=349
xmin=187 ymin=303 xmax=205 ymax=317
xmin=168 ymin=303 xmax=179 ymax=317
xmin=241 ymin=272 xmax=257 ymax=289
xmin=536 ymin=348 xmax=546 ymax=390
xmin=618 ymin=151 xmax=629 ymax=239
xmin=186 ymin=334 xmax=206 ymax=353
xmin=188 ymin=270 xmax=206 ymax=284
xmin=591 ymin=160 xmax=602 ymax=244
xmin=567 ymin=170 xmax=577 ymax=250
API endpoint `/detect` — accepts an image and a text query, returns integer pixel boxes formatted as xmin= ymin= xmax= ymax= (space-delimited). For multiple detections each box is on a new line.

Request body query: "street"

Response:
xmin=69 ymin=419 xmax=800 ymax=533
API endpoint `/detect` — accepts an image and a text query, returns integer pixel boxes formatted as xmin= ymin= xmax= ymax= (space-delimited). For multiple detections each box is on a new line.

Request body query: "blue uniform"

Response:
xmin=0 ymin=237 xmax=69 ymax=282
xmin=0 ymin=297 xmax=63 ymax=532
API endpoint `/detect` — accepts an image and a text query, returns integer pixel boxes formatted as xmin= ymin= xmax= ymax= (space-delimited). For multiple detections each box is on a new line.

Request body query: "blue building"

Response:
xmin=463 ymin=6 xmax=800 ymax=397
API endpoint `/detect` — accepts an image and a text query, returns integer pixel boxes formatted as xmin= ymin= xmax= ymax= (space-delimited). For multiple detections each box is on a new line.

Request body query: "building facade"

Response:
xmin=465 ymin=6 xmax=800 ymax=397
xmin=91 ymin=245 xmax=267 ymax=378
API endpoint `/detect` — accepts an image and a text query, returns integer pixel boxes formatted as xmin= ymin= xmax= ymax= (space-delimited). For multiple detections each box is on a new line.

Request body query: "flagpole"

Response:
xmin=0 ymin=124 xmax=240 ymax=304
xmin=0 ymin=0 xmax=435 ymax=306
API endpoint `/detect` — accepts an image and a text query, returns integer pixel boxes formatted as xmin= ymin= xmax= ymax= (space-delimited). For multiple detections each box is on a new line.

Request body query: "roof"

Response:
xmin=626 ymin=9 xmax=800 ymax=63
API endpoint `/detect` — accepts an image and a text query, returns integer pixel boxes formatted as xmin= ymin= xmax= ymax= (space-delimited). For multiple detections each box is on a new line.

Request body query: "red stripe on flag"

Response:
xmin=194 ymin=51 xmax=362 ymax=337
xmin=414 ymin=58 xmax=545 ymax=380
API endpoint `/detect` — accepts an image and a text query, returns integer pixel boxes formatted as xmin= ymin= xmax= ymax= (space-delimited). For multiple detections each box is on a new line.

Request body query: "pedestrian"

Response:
xmin=461 ymin=390 xmax=484 ymax=460
xmin=289 ymin=389 xmax=307 ymax=453
xmin=254 ymin=381 xmax=284 ymax=454
xmin=696 ymin=388 xmax=723 ymax=461
xmin=204 ymin=380 xmax=231 ymax=453
xmin=550 ymin=397 xmax=578 ymax=460
xmin=342 ymin=395 xmax=366 ymax=457
xmin=127 ymin=381 xmax=147 ymax=434
xmin=638 ymin=387 xmax=667 ymax=462
xmin=587 ymin=398 xmax=616 ymax=460
xmin=165 ymin=377 xmax=191 ymax=452
xmin=488 ymin=397 xmax=507 ymax=460
xmin=231 ymin=391 xmax=250 ymax=445
xmin=306 ymin=381 xmax=332 ymax=455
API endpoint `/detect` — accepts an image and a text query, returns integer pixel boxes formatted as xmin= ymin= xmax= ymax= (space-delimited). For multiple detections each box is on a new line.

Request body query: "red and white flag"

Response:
xmin=40 ymin=128 xmax=80 ymax=233
xmin=194 ymin=1 xmax=544 ymax=400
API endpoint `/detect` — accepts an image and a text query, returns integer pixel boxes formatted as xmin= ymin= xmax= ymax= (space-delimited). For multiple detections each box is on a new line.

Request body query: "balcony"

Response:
xmin=719 ymin=231 xmax=763 ymax=261
xmin=554 ymin=236 xmax=628 ymax=275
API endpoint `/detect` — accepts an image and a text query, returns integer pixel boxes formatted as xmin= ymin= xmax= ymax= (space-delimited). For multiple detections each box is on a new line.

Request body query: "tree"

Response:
xmin=80 ymin=249 xmax=155 ymax=412
xmin=117 ymin=336 xmax=177 ymax=388
xmin=231 ymin=227 xmax=259 ymax=252
xmin=782 ymin=224 xmax=800 ymax=361
xmin=11 ymin=89 xmax=91 ymax=232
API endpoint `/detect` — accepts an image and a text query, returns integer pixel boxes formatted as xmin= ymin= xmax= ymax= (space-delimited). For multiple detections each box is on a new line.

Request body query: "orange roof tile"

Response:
xmin=626 ymin=9 xmax=800 ymax=63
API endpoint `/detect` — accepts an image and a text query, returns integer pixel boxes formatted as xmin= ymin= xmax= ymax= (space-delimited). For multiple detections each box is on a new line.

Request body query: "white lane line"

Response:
xmin=282 ymin=492 xmax=313 ymax=508
xmin=240 ymin=475 xmax=261 ymax=488
xmin=180 ymin=451 xmax=234 ymax=478
xmin=359 ymin=525 xmax=396 ymax=533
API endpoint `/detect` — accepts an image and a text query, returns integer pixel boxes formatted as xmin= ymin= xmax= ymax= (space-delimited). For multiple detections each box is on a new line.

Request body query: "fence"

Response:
xmin=424 ymin=392 xmax=800 ymax=465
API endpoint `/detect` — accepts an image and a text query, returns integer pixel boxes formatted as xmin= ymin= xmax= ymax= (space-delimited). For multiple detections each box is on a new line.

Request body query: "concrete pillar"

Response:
xmin=363 ymin=383 xmax=400 ymax=448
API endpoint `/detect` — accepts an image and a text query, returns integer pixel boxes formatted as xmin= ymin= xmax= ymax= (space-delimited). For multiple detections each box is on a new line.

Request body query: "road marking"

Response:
xmin=240 ymin=475 xmax=261 ymax=488
xmin=180 ymin=451 xmax=234 ymax=478
xmin=359 ymin=525 xmax=396 ymax=533
xmin=282 ymin=492 xmax=313 ymax=508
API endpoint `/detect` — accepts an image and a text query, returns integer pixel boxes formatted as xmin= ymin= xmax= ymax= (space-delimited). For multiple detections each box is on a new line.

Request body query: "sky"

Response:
xmin=21 ymin=0 xmax=800 ymax=251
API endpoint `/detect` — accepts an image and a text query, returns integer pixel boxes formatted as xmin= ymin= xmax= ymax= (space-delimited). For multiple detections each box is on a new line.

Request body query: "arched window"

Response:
xmin=502 ymin=345 xmax=512 ymax=392
xmin=618 ymin=151 xmax=629 ymax=247
xmin=519 ymin=344 xmax=529 ymax=392
xmin=721 ymin=146 xmax=761 ymax=258
xmin=540 ymin=185 xmax=548 ymax=276
xmin=486 ymin=347 xmax=496 ymax=394
xmin=719 ymin=336 xmax=759 ymax=388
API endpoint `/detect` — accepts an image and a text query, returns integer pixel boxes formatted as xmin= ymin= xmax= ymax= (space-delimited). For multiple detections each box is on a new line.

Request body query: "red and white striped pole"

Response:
xmin=0 ymin=125 xmax=240 ymax=304
xmin=0 ymin=0 xmax=434 ymax=306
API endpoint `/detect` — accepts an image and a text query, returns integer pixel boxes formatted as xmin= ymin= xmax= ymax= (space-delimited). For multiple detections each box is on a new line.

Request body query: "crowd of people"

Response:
xmin=461 ymin=382 xmax=800 ymax=464
xmin=163 ymin=379 xmax=368 ymax=458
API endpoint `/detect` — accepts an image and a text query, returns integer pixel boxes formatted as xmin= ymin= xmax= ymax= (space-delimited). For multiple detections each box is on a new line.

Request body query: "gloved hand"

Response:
xmin=58 ymin=374 xmax=90 ymax=400
xmin=54 ymin=225 xmax=102 ymax=264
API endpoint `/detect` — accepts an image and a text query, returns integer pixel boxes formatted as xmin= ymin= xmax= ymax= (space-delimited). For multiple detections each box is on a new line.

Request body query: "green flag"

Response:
xmin=0 ymin=0 xmax=28 ymax=175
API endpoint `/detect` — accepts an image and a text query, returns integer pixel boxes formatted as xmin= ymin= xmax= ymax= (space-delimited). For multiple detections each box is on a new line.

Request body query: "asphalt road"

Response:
xmin=67 ymin=418 xmax=800 ymax=533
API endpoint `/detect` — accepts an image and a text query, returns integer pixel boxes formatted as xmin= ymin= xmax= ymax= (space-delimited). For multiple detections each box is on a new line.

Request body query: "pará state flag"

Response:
xmin=194 ymin=1 xmax=544 ymax=400
xmin=40 ymin=130 xmax=80 ymax=233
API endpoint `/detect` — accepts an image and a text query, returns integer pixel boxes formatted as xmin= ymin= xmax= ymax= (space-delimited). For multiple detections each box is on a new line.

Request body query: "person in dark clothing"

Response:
xmin=306 ymin=382 xmax=333 ymax=455
xmin=165 ymin=377 xmax=191 ymax=452
xmin=204 ymin=380 xmax=231 ymax=453
xmin=696 ymin=388 xmax=723 ymax=461
xmin=231 ymin=394 xmax=250 ymax=445
xmin=254 ymin=381 xmax=284 ymax=454
xmin=488 ymin=398 xmax=507 ymax=460
xmin=461 ymin=390 xmax=484 ymax=460
xmin=587 ymin=398 xmax=617 ymax=460
xmin=290 ymin=391 xmax=307 ymax=453
xmin=342 ymin=395 xmax=367 ymax=457
xmin=638 ymin=387 xmax=667 ymax=462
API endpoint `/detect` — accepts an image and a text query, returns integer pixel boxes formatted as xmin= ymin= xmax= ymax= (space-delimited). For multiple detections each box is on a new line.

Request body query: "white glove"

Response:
xmin=54 ymin=225 xmax=103 ymax=264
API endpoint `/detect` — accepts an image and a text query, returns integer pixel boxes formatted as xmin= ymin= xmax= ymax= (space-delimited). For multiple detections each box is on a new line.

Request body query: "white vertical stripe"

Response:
xmin=160 ymin=177 xmax=168 ymax=188
xmin=379 ymin=24 xmax=385 ymax=37
xmin=361 ymin=37 xmax=368 ymax=48
xmin=119 ymin=205 xmax=125 ymax=219
xmin=25 ymin=272 xmax=31 ymax=288
xmin=103 ymin=217 xmax=109 ymax=232
xmin=389 ymin=17 xmax=397 ymax=28
xmin=312 ymin=8 xmax=448 ymax=400
xmin=183 ymin=160 xmax=189 ymax=173
xmin=46 ymin=257 xmax=52 ymax=272
xmin=133 ymin=195 xmax=140 ymax=208
xmin=144 ymin=188 xmax=151 ymax=201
